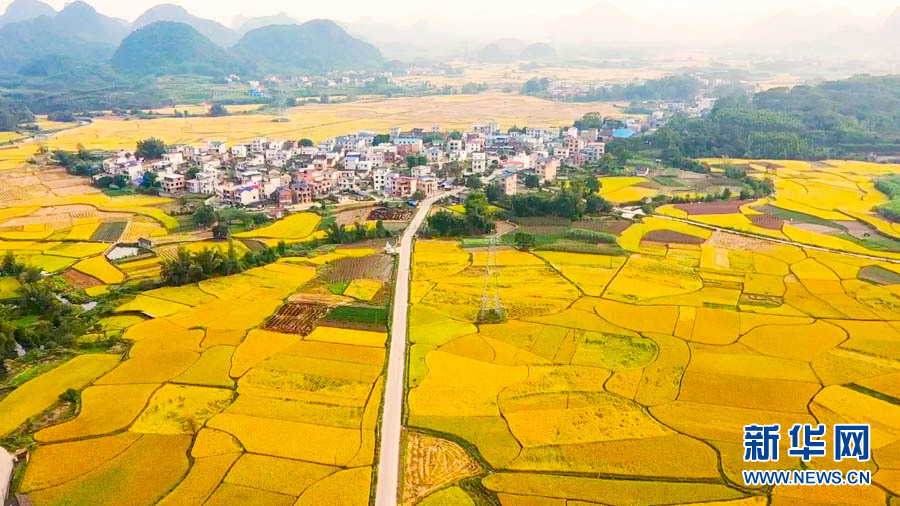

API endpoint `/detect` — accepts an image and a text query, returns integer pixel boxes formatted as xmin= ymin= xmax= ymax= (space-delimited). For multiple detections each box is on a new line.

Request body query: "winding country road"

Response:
xmin=375 ymin=191 xmax=455 ymax=505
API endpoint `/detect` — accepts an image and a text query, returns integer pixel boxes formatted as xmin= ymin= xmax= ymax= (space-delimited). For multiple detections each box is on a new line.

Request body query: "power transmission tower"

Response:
xmin=273 ymin=81 xmax=292 ymax=119
xmin=477 ymin=232 xmax=505 ymax=323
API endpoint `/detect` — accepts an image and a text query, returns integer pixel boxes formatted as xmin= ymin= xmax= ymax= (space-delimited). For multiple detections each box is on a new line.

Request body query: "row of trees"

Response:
xmin=160 ymin=244 xmax=247 ymax=285
xmin=524 ymin=76 xmax=701 ymax=103
xmin=876 ymin=175 xmax=900 ymax=222
xmin=325 ymin=220 xmax=391 ymax=244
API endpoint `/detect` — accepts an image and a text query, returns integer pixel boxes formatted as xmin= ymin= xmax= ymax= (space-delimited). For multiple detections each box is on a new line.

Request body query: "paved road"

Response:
xmin=374 ymin=192 xmax=451 ymax=506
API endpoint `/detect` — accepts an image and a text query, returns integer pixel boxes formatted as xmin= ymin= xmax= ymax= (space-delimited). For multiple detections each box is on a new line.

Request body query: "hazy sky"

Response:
xmin=5 ymin=0 xmax=898 ymax=25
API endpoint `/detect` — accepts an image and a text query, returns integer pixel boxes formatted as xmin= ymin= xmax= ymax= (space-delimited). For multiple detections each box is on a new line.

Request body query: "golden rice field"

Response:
xmin=10 ymin=249 xmax=392 ymax=505
xmin=663 ymin=159 xmax=900 ymax=256
xmin=0 ymin=165 xmax=178 ymax=273
xmin=404 ymin=237 xmax=900 ymax=504
xmin=598 ymin=176 xmax=658 ymax=203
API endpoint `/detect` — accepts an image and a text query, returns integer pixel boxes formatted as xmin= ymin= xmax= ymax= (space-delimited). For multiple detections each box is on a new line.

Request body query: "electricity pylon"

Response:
xmin=477 ymin=232 xmax=505 ymax=323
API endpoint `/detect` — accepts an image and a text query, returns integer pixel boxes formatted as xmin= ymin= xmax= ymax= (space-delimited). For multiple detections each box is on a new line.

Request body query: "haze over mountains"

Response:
xmin=1 ymin=0 xmax=900 ymax=70
xmin=0 ymin=0 xmax=383 ymax=74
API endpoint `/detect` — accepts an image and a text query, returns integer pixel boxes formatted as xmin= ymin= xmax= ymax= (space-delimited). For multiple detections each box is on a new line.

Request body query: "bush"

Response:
xmin=59 ymin=388 xmax=80 ymax=404
xmin=566 ymin=228 xmax=616 ymax=244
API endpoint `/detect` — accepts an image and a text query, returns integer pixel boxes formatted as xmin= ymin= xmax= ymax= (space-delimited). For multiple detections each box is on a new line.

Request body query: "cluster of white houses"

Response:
xmin=99 ymin=121 xmax=617 ymax=207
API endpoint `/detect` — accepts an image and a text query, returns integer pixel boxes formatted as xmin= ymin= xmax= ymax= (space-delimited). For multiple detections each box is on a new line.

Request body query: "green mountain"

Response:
xmin=112 ymin=21 xmax=240 ymax=77
xmin=232 ymin=19 xmax=383 ymax=73
xmin=0 ymin=15 xmax=114 ymax=70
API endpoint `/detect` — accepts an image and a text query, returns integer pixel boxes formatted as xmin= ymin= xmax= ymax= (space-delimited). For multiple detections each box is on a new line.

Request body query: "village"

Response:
xmin=95 ymin=115 xmax=671 ymax=211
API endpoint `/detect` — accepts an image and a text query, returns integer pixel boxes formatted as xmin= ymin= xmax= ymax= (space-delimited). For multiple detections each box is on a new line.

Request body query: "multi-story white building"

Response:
xmin=583 ymin=142 xmax=606 ymax=164
xmin=250 ymin=138 xmax=267 ymax=154
xmin=231 ymin=145 xmax=248 ymax=158
xmin=373 ymin=169 xmax=392 ymax=192
xmin=220 ymin=184 xmax=260 ymax=206
xmin=472 ymin=122 xmax=499 ymax=136
xmin=186 ymin=170 xmax=219 ymax=194
xmin=411 ymin=165 xmax=432 ymax=178
xmin=470 ymin=152 xmax=487 ymax=174
xmin=162 ymin=152 xmax=184 ymax=167
xmin=426 ymin=147 xmax=442 ymax=163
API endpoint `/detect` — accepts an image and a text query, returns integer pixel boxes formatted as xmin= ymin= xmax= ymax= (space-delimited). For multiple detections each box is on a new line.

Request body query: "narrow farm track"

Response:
xmin=652 ymin=213 xmax=900 ymax=263
xmin=375 ymin=190 xmax=459 ymax=505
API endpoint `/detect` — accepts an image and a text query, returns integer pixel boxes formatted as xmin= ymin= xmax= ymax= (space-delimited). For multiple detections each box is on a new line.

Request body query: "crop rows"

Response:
xmin=263 ymin=302 xmax=330 ymax=335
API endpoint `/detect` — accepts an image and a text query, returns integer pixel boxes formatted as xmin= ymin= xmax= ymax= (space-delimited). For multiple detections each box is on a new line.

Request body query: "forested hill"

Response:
xmin=651 ymin=74 xmax=900 ymax=159
xmin=112 ymin=21 xmax=239 ymax=77
xmin=232 ymin=20 xmax=384 ymax=73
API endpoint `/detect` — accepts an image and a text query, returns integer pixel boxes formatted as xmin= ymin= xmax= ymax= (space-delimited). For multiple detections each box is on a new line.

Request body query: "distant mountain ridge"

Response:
xmin=0 ymin=0 xmax=386 ymax=77
xmin=133 ymin=4 xmax=239 ymax=47
xmin=0 ymin=0 xmax=54 ymax=26
xmin=53 ymin=1 xmax=130 ymax=45
xmin=232 ymin=20 xmax=383 ymax=73
xmin=0 ymin=14 xmax=114 ymax=70
xmin=232 ymin=12 xmax=300 ymax=34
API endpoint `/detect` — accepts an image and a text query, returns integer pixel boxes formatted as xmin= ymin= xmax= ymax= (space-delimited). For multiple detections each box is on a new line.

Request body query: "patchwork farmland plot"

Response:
xmin=263 ymin=302 xmax=330 ymax=335
xmin=403 ymin=236 xmax=900 ymax=505
xmin=90 ymin=221 xmax=127 ymax=242
xmin=9 ymin=247 xmax=393 ymax=505
xmin=7 ymin=144 xmax=900 ymax=506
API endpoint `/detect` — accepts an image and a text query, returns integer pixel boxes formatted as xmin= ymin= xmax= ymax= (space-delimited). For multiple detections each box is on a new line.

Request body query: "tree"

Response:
xmin=161 ymin=248 xmax=200 ymax=285
xmin=522 ymin=77 xmax=550 ymax=95
xmin=299 ymin=138 xmax=314 ymax=147
xmin=212 ymin=223 xmax=231 ymax=240
xmin=112 ymin=174 xmax=129 ymax=188
xmin=585 ymin=194 xmax=612 ymax=214
xmin=195 ymin=205 xmax=217 ymax=228
xmin=465 ymin=176 xmax=483 ymax=190
xmin=193 ymin=248 xmax=223 ymax=277
xmin=140 ymin=171 xmax=161 ymax=193
xmin=209 ymin=104 xmax=229 ymax=117
xmin=406 ymin=154 xmax=428 ymax=167
xmin=484 ymin=183 xmax=501 ymax=203
xmin=524 ymin=174 xmax=540 ymax=189
xmin=411 ymin=190 xmax=426 ymax=201
xmin=221 ymin=242 xmax=243 ymax=274
xmin=135 ymin=138 xmax=166 ymax=160
xmin=513 ymin=232 xmax=536 ymax=250
xmin=373 ymin=134 xmax=391 ymax=145
xmin=0 ymin=305 xmax=16 ymax=362
xmin=583 ymin=176 xmax=600 ymax=194
xmin=1 ymin=251 xmax=24 ymax=276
